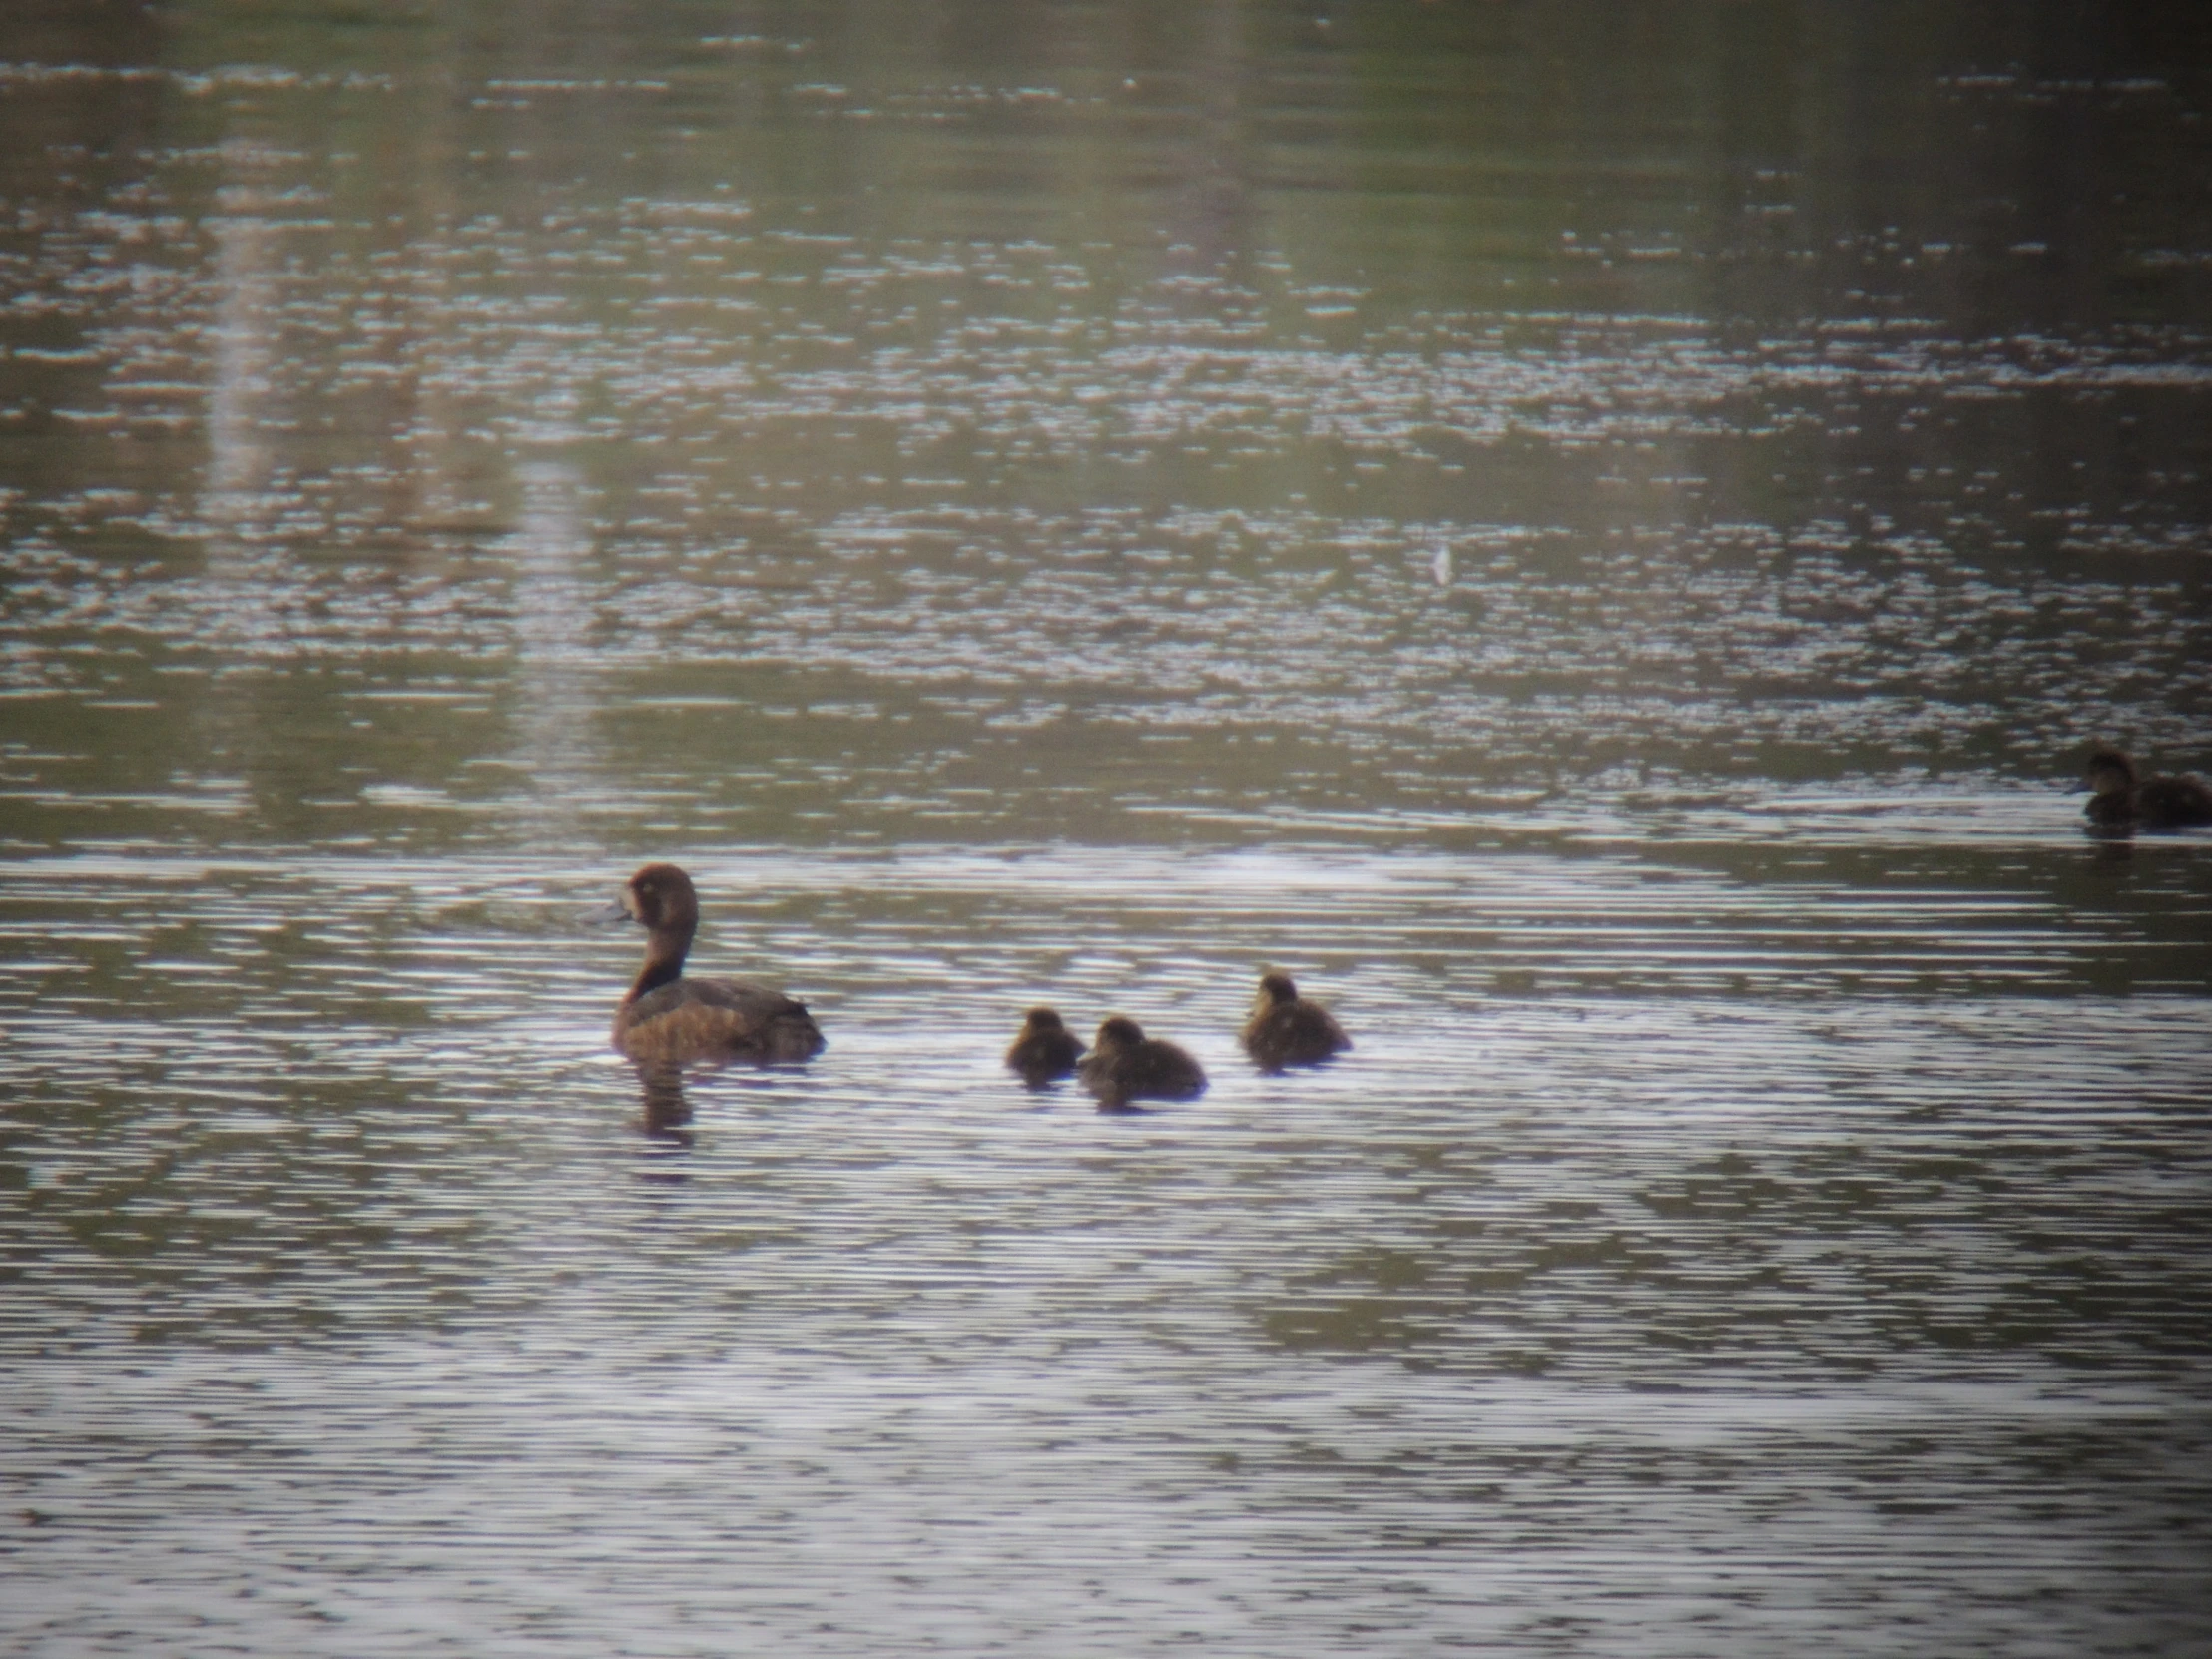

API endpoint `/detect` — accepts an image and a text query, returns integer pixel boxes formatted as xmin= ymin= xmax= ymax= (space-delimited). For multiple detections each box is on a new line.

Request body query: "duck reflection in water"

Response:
xmin=1240 ymin=970 xmax=1351 ymax=1071
xmin=2082 ymin=746 xmax=2212 ymax=833
xmin=608 ymin=862 xmax=826 ymax=1066
xmin=631 ymin=1064 xmax=696 ymax=1144
xmin=1078 ymin=1015 xmax=1207 ymax=1113
xmin=1005 ymin=1006 xmax=1085 ymax=1087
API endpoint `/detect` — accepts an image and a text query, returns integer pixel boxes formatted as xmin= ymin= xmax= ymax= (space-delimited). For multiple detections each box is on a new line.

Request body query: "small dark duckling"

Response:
xmin=1005 ymin=1006 xmax=1086 ymax=1087
xmin=1077 ymin=1015 xmax=1207 ymax=1112
xmin=1240 ymin=970 xmax=1351 ymax=1071
xmin=610 ymin=862 xmax=825 ymax=1065
xmin=2084 ymin=747 xmax=2212 ymax=830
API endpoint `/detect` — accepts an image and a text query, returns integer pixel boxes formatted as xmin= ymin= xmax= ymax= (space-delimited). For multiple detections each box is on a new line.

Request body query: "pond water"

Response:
xmin=4 ymin=3 xmax=2210 ymax=1654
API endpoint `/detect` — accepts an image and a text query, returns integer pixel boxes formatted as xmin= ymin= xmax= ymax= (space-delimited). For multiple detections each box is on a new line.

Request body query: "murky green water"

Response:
xmin=5 ymin=3 xmax=2210 ymax=1653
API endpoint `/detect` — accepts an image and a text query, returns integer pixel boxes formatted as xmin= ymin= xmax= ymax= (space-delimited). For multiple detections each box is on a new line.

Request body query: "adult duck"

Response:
xmin=610 ymin=862 xmax=825 ymax=1064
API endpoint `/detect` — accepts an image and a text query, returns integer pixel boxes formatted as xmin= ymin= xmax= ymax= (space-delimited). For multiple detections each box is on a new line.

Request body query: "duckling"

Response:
xmin=1077 ymin=1015 xmax=1207 ymax=1112
xmin=1240 ymin=970 xmax=1351 ymax=1071
xmin=1005 ymin=1006 xmax=1085 ymax=1087
xmin=2084 ymin=747 xmax=2212 ymax=830
xmin=609 ymin=862 xmax=825 ymax=1064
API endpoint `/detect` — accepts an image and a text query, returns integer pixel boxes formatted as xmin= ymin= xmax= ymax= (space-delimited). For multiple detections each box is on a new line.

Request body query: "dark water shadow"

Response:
xmin=635 ymin=1064 xmax=695 ymax=1146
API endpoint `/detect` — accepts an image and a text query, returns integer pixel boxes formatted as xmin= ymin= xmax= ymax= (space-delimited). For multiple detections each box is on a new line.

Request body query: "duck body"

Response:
xmin=1078 ymin=1015 xmax=1207 ymax=1111
xmin=2084 ymin=748 xmax=2212 ymax=830
xmin=1006 ymin=1007 xmax=1085 ymax=1086
xmin=610 ymin=862 xmax=825 ymax=1065
xmin=616 ymin=976 xmax=826 ymax=1065
xmin=2138 ymin=774 xmax=2212 ymax=827
xmin=1240 ymin=971 xmax=1351 ymax=1071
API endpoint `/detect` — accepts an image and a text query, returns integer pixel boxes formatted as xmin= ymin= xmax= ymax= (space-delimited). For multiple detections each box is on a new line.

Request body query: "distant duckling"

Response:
xmin=610 ymin=862 xmax=825 ymax=1065
xmin=2084 ymin=747 xmax=2212 ymax=830
xmin=1077 ymin=1015 xmax=1207 ymax=1111
xmin=1240 ymin=970 xmax=1351 ymax=1071
xmin=1005 ymin=1006 xmax=1085 ymax=1087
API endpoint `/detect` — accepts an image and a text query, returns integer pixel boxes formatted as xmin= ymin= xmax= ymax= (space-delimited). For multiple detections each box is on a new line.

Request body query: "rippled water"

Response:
xmin=6 ymin=3 xmax=2212 ymax=1654
xmin=8 ymin=840 xmax=2210 ymax=1653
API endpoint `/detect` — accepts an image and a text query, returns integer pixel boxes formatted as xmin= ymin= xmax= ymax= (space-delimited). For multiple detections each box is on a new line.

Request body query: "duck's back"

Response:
xmin=615 ymin=976 xmax=826 ymax=1064
xmin=2138 ymin=773 xmax=2212 ymax=828
xmin=1242 ymin=1000 xmax=1350 ymax=1070
xmin=1135 ymin=1040 xmax=1208 ymax=1098
xmin=1080 ymin=1038 xmax=1207 ymax=1107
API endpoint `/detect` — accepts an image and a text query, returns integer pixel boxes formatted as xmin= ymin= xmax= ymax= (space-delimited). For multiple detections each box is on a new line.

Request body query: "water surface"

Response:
xmin=4 ymin=4 xmax=2211 ymax=1654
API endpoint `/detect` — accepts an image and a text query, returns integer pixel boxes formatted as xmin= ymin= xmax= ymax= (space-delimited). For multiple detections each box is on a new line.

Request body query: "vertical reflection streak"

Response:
xmin=507 ymin=455 xmax=603 ymax=843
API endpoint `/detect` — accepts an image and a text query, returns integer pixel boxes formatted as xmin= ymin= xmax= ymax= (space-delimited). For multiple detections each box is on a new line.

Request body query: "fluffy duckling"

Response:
xmin=610 ymin=862 xmax=825 ymax=1065
xmin=1077 ymin=1015 xmax=1207 ymax=1112
xmin=1240 ymin=970 xmax=1351 ymax=1071
xmin=2084 ymin=747 xmax=2212 ymax=830
xmin=1005 ymin=1006 xmax=1085 ymax=1087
